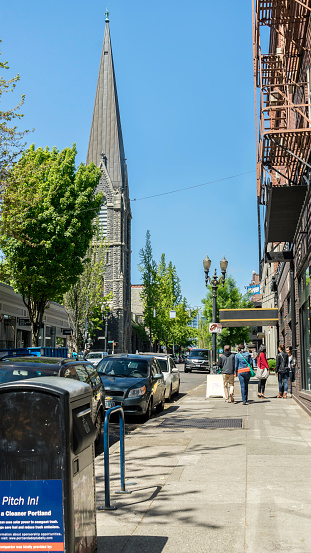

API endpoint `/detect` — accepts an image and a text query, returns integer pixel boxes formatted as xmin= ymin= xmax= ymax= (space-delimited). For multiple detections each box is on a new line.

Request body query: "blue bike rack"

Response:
xmin=98 ymin=405 xmax=131 ymax=511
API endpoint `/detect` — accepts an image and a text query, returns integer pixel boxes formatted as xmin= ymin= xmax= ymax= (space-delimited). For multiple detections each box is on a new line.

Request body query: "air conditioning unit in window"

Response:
xmin=269 ymin=90 xmax=283 ymax=104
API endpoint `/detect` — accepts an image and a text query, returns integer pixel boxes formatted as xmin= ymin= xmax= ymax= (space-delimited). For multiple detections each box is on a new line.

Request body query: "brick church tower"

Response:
xmin=86 ymin=11 xmax=132 ymax=353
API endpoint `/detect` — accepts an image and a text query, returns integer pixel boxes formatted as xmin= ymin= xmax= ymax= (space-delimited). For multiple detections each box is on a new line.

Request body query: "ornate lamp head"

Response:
xmin=219 ymin=256 xmax=228 ymax=284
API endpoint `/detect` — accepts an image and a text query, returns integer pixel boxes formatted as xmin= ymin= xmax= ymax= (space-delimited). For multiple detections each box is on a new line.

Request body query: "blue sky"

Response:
xmin=1 ymin=0 xmax=257 ymax=309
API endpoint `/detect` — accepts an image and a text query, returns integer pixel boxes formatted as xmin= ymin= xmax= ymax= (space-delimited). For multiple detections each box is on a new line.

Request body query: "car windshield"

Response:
xmin=97 ymin=358 xmax=149 ymax=378
xmin=86 ymin=353 xmax=102 ymax=359
xmin=0 ymin=368 xmax=58 ymax=383
xmin=189 ymin=350 xmax=209 ymax=359
xmin=156 ymin=359 xmax=168 ymax=372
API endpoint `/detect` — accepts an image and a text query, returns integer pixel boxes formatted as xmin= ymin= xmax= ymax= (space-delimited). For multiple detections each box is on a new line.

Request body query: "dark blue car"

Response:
xmin=96 ymin=354 xmax=166 ymax=421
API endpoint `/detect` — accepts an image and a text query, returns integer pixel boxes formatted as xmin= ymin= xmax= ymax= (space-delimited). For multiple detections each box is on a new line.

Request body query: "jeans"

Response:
xmin=289 ymin=372 xmax=294 ymax=394
xmin=278 ymin=373 xmax=288 ymax=394
xmin=238 ymin=372 xmax=251 ymax=403
xmin=258 ymin=379 xmax=266 ymax=394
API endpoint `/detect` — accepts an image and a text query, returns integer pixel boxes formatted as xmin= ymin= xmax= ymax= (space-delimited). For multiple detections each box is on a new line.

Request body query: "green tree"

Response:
xmin=201 ymin=274 xmax=252 ymax=350
xmin=0 ymin=41 xmax=30 ymax=182
xmin=0 ymin=143 xmax=102 ymax=345
xmin=63 ymin=230 xmax=112 ymax=352
xmin=138 ymin=230 xmax=158 ymax=348
xmin=138 ymin=232 xmax=198 ymax=352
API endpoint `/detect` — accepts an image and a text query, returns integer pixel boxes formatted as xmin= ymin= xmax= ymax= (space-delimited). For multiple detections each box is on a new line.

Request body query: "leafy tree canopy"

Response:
xmin=63 ymin=229 xmax=112 ymax=352
xmin=201 ymin=274 xmax=252 ymax=349
xmin=139 ymin=231 xmax=197 ymax=351
xmin=0 ymin=41 xmax=30 ymax=182
xmin=0 ymin=143 xmax=103 ymax=344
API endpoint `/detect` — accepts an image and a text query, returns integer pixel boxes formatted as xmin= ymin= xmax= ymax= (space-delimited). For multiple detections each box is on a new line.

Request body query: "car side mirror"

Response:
xmin=154 ymin=373 xmax=163 ymax=379
xmin=172 ymin=368 xmax=178 ymax=373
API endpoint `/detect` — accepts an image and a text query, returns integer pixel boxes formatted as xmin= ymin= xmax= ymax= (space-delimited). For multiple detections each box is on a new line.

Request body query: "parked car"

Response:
xmin=0 ymin=356 xmax=105 ymax=443
xmin=184 ymin=348 xmax=210 ymax=373
xmin=96 ymin=354 xmax=166 ymax=421
xmin=139 ymin=352 xmax=180 ymax=401
xmin=85 ymin=351 xmax=108 ymax=366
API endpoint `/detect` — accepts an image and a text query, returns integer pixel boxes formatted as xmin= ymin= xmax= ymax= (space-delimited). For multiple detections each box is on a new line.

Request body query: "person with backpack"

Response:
xmin=218 ymin=345 xmax=236 ymax=403
xmin=276 ymin=344 xmax=289 ymax=398
xmin=235 ymin=343 xmax=253 ymax=405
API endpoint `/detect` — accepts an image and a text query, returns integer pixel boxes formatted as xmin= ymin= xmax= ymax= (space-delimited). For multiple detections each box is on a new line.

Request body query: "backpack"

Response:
xmin=278 ymin=353 xmax=287 ymax=374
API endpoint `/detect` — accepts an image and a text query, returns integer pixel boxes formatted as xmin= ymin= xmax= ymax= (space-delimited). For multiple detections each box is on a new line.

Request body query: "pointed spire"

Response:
xmin=86 ymin=15 xmax=127 ymax=189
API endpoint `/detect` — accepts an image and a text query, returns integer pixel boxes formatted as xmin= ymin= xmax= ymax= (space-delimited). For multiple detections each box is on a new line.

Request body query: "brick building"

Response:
xmin=86 ymin=11 xmax=132 ymax=353
xmin=253 ymin=0 xmax=311 ymax=412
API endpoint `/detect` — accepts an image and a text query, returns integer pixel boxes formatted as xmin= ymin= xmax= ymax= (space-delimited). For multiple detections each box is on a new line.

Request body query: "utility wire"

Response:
xmin=131 ymin=170 xmax=256 ymax=202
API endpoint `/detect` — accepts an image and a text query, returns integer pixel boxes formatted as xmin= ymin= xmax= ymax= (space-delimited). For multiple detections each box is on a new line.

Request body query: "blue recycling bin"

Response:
xmin=27 ymin=347 xmax=69 ymax=357
xmin=0 ymin=377 xmax=97 ymax=553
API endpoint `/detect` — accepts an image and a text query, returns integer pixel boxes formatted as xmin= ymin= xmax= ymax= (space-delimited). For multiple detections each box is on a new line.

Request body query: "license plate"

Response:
xmin=105 ymin=399 xmax=115 ymax=408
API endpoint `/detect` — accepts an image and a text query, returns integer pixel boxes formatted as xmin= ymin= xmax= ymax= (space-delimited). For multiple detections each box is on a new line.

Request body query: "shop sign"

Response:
xmin=246 ymin=285 xmax=260 ymax=295
xmin=18 ymin=318 xmax=31 ymax=327
xmin=62 ymin=329 xmax=72 ymax=336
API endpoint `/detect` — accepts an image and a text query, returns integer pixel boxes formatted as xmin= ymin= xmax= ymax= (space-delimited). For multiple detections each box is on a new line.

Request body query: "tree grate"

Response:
xmin=159 ymin=418 xmax=243 ymax=429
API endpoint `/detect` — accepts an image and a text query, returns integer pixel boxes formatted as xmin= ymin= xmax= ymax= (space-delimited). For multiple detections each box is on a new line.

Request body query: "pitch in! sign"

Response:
xmin=0 ymin=480 xmax=64 ymax=551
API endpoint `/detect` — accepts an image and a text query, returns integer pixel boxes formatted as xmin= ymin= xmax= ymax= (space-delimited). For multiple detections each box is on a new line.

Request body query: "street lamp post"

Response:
xmin=101 ymin=301 xmax=113 ymax=353
xmin=101 ymin=303 xmax=108 ymax=352
xmin=203 ymin=255 xmax=228 ymax=369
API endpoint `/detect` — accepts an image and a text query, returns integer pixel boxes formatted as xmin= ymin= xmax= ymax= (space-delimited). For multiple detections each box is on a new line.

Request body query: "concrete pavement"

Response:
xmin=95 ymin=375 xmax=311 ymax=552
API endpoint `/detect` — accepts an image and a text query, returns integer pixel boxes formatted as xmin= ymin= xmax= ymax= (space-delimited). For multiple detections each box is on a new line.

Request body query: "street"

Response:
xmin=95 ymin=364 xmax=208 ymax=455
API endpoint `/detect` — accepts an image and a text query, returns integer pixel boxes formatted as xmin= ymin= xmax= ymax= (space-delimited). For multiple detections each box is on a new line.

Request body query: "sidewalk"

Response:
xmin=95 ymin=375 xmax=311 ymax=553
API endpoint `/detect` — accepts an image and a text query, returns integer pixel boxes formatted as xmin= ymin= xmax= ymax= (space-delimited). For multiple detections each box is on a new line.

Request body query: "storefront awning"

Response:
xmin=219 ymin=308 xmax=278 ymax=327
xmin=265 ymin=185 xmax=307 ymax=243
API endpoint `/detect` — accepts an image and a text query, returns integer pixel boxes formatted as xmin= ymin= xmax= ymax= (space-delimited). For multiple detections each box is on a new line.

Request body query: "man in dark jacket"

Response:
xmin=218 ymin=345 xmax=235 ymax=403
xmin=276 ymin=344 xmax=289 ymax=398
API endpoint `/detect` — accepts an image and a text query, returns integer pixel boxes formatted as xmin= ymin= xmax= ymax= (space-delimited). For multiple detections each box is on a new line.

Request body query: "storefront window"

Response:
xmin=299 ymin=266 xmax=311 ymax=390
xmin=0 ymin=316 xmax=16 ymax=349
xmin=45 ymin=325 xmax=56 ymax=347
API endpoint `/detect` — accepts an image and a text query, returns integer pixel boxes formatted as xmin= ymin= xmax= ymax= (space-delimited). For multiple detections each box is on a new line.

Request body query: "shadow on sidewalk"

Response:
xmin=97 ymin=535 xmax=168 ymax=553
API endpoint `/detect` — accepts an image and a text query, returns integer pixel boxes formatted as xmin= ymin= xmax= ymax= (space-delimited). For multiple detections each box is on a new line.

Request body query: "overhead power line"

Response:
xmin=131 ymin=170 xmax=256 ymax=202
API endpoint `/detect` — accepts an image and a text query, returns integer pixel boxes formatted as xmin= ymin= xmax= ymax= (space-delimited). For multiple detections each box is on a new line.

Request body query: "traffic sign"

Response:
xmin=108 ymin=340 xmax=114 ymax=343
xmin=209 ymin=323 xmax=222 ymax=333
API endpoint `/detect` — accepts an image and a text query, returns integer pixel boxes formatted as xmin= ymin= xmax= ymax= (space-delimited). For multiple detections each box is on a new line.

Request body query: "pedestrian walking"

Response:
xmin=286 ymin=346 xmax=296 ymax=398
xmin=276 ymin=344 xmax=289 ymax=398
xmin=235 ymin=344 xmax=253 ymax=405
xmin=252 ymin=349 xmax=258 ymax=368
xmin=256 ymin=345 xmax=269 ymax=398
xmin=218 ymin=345 xmax=235 ymax=403
xmin=83 ymin=348 xmax=88 ymax=360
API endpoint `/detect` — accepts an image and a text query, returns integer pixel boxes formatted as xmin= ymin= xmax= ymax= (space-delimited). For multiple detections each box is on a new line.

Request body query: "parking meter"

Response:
xmin=0 ymin=377 xmax=97 ymax=553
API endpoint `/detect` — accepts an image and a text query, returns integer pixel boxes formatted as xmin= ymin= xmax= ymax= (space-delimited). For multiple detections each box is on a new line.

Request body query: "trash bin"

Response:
xmin=27 ymin=347 xmax=69 ymax=357
xmin=0 ymin=377 xmax=97 ymax=553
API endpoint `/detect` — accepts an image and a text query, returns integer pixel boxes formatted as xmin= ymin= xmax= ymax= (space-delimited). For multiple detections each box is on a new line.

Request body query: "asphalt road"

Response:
xmin=95 ymin=364 xmax=208 ymax=455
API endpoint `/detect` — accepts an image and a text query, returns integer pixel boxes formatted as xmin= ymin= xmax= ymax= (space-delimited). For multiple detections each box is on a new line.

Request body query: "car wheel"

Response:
xmin=95 ymin=410 xmax=103 ymax=444
xmin=156 ymin=396 xmax=165 ymax=413
xmin=143 ymin=399 xmax=152 ymax=422
xmin=184 ymin=367 xmax=189 ymax=373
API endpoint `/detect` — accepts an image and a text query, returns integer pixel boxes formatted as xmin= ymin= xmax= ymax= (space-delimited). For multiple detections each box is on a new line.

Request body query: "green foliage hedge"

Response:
xmin=267 ymin=358 xmax=276 ymax=371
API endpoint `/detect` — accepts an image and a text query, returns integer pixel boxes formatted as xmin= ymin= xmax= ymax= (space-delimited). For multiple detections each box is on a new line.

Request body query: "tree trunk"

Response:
xmin=23 ymin=295 xmax=47 ymax=347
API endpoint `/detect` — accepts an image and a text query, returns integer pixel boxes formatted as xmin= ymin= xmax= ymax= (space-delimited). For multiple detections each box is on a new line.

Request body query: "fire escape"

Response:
xmin=253 ymin=0 xmax=311 ymax=265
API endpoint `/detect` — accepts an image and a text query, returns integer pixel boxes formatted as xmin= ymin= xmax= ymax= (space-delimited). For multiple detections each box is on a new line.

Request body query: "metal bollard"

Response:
xmin=98 ymin=405 xmax=131 ymax=511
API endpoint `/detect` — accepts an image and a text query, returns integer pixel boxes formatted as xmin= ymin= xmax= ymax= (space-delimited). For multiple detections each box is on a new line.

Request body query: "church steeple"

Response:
xmin=86 ymin=14 xmax=127 ymax=189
